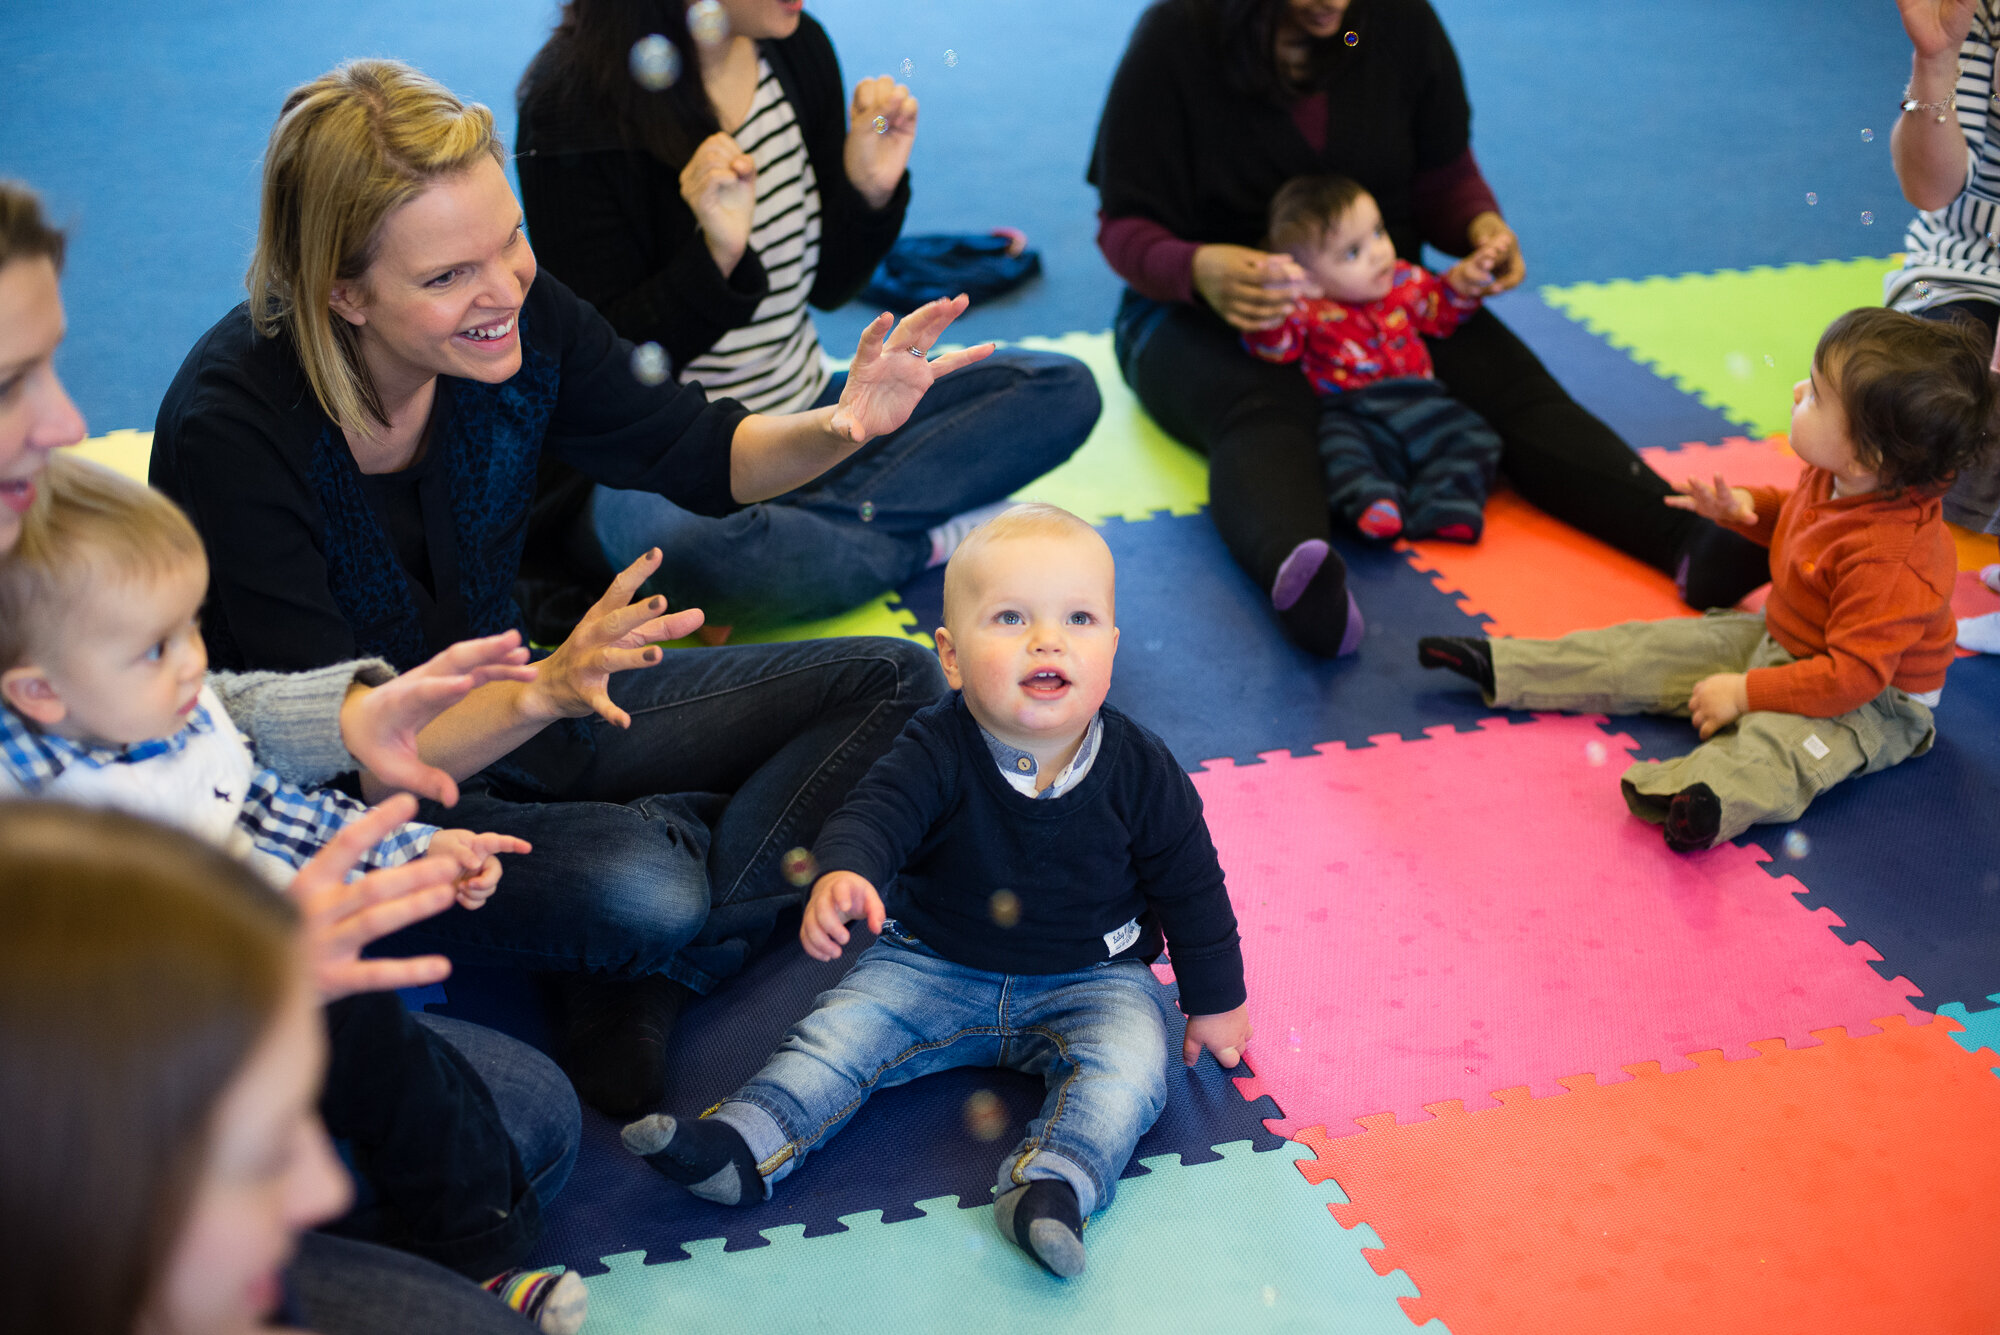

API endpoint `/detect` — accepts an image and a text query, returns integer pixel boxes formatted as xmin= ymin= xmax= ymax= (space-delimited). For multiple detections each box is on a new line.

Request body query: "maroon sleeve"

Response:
xmin=1411 ymin=146 xmax=1501 ymax=256
xmin=1097 ymin=212 xmax=1200 ymax=305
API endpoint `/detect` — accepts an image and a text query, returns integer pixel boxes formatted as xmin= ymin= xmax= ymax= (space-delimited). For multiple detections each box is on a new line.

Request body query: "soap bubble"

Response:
xmin=1342 ymin=30 xmax=1358 ymax=45
xmin=1583 ymin=740 xmax=1608 ymax=767
xmin=859 ymin=500 xmax=877 ymax=522
xmin=1724 ymin=351 xmax=1752 ymax=380
xmin=963 ymin=1089 xmax=1008 ymax=1141
xmin=900 ymin=57 xmax=913 ymax=78
xmin=780 ymin=846 xmax=820 ymax=887
xmin=1916 ymin=281 xmax=1932 ymax=298
xmin=628 ymin=34 xmax=680 ymax=90
xmin=630 ymin=341 xmax=669 ymax=386
xmin=1860 ymin=211 xmax=1874 ymax=225
xmin=871 ymin=115 xmax=887 ymax=135
xmin=1782 ymin=830 xmax=1810 ymax=860
xmin=1262 ymin=1286 xmax=1279 ymax=1307
xmin=1805 ymin=192 xmax=1817 ymax=205
xmin=1286 ymin=1026 xmax=1302 ymax=1052
xmin=687 ymin=0 xmax=729 ymax=44
xmin=988 ymin=889 xmax=1021 ymax=928
xmin=943 ymin=49 xmax=958 ymax=67
xmin=1860 ymin=127 xmax=1874 ymax=142
xmin=1763 ymin=354 xmax=1775 ymax=367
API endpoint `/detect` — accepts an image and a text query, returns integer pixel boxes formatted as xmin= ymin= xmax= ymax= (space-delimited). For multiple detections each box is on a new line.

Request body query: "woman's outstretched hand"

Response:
xmin=845 ymin=74 xmax=917 ymax=208
xmin=288 ymin=794 xmax=460 ymax=1002
xmin=1465 ymin=212 xmax=1526 ymax=294
xmin=1191 ymin=244 xmax=1306 ymax=330
xmin=1897 ymin=0 xmax=1978 ymax=59
xmin=521 ymin=549 xmax=706 ymax=730
xmin=830 ymin=295 xmax=995 ymax=444
xmin=342 ymin=631 xmax=537 ymax=807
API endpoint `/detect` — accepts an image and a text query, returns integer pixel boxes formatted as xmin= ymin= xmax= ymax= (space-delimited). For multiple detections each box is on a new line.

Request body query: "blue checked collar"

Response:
xmin=0 ymin=696 xmax=219 ymax=794
xmin=978 ymin=713 xmax=1103 ymax=801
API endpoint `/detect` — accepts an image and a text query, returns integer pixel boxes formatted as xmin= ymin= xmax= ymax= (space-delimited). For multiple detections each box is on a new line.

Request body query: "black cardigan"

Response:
xmin=515 ymin=14 xmax=910 ymax=371
xmin=1088 ymin=0 xmax=1475 ymax=266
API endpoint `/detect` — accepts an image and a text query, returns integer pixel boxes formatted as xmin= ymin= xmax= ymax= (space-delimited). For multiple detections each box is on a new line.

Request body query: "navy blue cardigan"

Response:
xmin=152 ymin=272 xmax=746 ymax=674
xmin=812 ymin=695 xmax=1247 ymax=1016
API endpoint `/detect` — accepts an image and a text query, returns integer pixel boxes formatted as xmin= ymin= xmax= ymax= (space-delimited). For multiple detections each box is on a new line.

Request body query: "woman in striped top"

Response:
xmin=1891 ymin=0 xmax=2000 ymax=539
xmin=517 ymin=0 xmax=1100 ymax=636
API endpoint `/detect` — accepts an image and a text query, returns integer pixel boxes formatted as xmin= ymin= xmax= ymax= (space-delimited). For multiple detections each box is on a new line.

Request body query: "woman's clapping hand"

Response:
xmin=681 ymin=131 xmax=758 ymax=276
xmin=1897 ymin=0 xmax=1979 ymax=59
xmin=845 ymin=74 xmax=917 ymax=209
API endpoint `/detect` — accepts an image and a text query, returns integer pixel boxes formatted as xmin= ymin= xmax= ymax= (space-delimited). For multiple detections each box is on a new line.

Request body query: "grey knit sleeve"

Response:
xmin=208 ymin=660 xmax=397 ymax=787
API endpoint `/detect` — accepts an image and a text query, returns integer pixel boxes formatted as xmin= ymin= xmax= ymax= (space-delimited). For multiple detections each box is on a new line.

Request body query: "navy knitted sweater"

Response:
xmin=812 ymin=695 xmax=1246 ymax=1016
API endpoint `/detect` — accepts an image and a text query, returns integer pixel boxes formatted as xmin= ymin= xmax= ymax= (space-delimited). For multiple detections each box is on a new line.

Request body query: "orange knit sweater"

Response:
xmin=1725 ymin=467 xmax=1956 ymax=718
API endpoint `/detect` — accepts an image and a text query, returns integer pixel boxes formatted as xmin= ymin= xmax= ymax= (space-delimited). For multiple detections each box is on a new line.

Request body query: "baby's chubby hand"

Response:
xmin=1443 ymin=241 xmax=1505 ymax=299
xmin=1688 ymin=672 xmax=1750 ymax=740
xmin=1665 ymin=473 xmax=1757 ymax=527
xmin=425 ymin=829 xmax=532 ymax=909
xmin=1183 ymin=1003 xmax=1253 ymax=1069
xmin=802 ymin=869 xmax=885 ymax=961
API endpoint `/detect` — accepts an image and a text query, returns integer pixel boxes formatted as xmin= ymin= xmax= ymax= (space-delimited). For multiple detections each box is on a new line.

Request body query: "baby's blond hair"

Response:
xmin=0 ymin=455 xmax=208 ymax=672
xmin=940 ymin=503 xmax=1112 ymax=631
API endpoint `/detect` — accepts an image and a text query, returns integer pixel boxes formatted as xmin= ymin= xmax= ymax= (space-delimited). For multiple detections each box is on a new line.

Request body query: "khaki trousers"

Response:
xmin=1490 ymin=612 xmax=1936 ymax=847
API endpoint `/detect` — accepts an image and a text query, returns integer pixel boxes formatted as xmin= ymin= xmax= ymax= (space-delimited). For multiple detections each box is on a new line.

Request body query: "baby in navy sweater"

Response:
xmin=621 ymin=503 xmax=1251 ymax=1278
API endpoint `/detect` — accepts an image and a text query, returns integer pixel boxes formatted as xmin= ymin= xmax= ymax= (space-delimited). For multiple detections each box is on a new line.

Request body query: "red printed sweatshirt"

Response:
xmin=1239 ymin=262 xmax=1479 ymax=394
xmin=1726 ymin=466 xmax=1957 ymax=717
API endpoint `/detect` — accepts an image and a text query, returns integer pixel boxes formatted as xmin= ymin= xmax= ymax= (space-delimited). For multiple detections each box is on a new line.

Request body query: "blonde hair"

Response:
xmin=0 ymin=454 xmax=207 ymax=671
xmin=246 ymin=59 xmax=505 ymax=436
xmin=940 ymin=503 xmax=1111 ymax=630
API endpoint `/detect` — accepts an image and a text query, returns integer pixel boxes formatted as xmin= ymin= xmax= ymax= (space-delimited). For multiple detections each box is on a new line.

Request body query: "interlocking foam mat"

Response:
xmin=1294 ymin=1016 xmax=2000 ymax=1334
xmin=1193 ymin=714 xmax=1928 ymax=1139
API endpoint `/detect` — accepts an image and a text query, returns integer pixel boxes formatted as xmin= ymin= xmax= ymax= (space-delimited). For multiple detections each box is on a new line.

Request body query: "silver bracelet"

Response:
xmin=1902 ymin=88 xmax=1956 ymax=123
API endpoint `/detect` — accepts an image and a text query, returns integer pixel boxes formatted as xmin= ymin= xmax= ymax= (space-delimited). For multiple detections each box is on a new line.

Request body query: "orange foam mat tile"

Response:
xmin=1293 ymin=1015 xmax=2000 ymax=1334
xmin=1398 ymin=436 xmax=1801 ymax=639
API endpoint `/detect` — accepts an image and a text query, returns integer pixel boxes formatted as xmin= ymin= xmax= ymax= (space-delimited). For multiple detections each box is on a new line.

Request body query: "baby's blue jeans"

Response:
xmin=710 ymin=922 xmax=1169 ymax=1218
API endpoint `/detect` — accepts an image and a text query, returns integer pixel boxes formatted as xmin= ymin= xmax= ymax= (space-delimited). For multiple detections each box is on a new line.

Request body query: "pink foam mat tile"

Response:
xmin=1189 ymin=714 xmax=1928 ymax=1140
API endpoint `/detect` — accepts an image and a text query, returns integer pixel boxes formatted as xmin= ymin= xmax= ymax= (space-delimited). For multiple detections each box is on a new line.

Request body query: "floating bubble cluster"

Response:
xmin=944 ymin=49 xmax=958 ymax=67
xmin=781 ymin=846 xmax=820 ymax=887
xmin=1583 ymin=740 xmax=1608 ymax=767
xmin=900 ymin=57 xmax=914 ymax=78
xmin=1860 ymin=127 xmax=1874 ymax=142
xmin=988 ymin=889 xmax=1022 ymax=928
xmin=688 ymin=0 xmax=729 ymax=45
xmin=1861 ymin=211 xmax=1874 ymax=226
xmin=630 ymin=341 xmax=668 ymax=386
xmin=1916 ymin=281 xmax=1932 ymax=298
xmin=1805 ymin=192 xmax=1817 ymax=205
xmin=629 ymin=34 xmax=681 ymax=90
xmin=1782 ymin=830 xmax=1811 ymax=860
xmin=872 ymin=115 xmax=887 ymax=135
xmin=963 ymin=1089 xmax=1007 ymax=1141
xmin=859 ymin=500 xmax=877 ymax=523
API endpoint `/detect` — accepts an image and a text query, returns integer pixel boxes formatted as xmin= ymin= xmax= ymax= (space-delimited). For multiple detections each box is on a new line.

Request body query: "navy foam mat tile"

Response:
xmin=1097 ymin=511 xmax=1530 ymax=767
xmin=429 ymin=910 xmax=1286 ymax=1275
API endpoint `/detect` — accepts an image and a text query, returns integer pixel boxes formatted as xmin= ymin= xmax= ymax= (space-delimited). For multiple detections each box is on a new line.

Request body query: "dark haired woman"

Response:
xmin=515 ymin=0 xmax=1101 ymax=635
xmin=1089 ymin=0 xmax=1772 ymax=656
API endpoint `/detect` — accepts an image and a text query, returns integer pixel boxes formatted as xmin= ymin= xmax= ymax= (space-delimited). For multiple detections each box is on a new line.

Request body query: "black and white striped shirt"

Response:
xmin=1890 ymin=0 xmax=2000 ymax=310
xmin=680 ymin=58 xmax=829 ymax=413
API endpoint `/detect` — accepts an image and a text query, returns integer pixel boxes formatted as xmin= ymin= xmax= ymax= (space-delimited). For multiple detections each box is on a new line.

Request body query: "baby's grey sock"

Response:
xmin=620 ymin=1113 xmax=764 ymax=1205
xmin=994 ymin=1179 xmax=1086 ymax=1278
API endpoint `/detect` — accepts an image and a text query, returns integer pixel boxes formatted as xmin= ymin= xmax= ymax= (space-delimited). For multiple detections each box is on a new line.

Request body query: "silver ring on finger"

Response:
xmin=906 ymin=345 xmax=927 ymax=359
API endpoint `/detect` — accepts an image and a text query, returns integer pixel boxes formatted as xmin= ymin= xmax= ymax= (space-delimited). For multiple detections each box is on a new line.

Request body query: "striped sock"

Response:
xmin=482 ymin=1267 xmax=589 ymax=1335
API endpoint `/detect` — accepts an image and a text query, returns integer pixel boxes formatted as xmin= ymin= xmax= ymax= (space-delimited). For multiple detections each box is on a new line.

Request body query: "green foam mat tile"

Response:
xmin=714 ymin=594 xmax=928 ymax=647
xmin=1541 ymin=256 xmax=1901 ymax=438
xmin=580 ymin=1140 xmax=1443 ymax=1335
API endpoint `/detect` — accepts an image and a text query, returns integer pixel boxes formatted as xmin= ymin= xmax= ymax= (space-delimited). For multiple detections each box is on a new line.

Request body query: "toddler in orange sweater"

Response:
xmin=1417 ymin=308 xmax=1997 ymax=850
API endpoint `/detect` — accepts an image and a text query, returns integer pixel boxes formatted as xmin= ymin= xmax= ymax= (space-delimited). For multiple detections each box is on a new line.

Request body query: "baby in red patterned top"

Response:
xmin=1244 ymin=175 xmax=1507 ymax=542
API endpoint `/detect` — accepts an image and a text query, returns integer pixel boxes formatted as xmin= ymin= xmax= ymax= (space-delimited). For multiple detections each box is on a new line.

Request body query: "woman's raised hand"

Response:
xmin=520 ymin=548 xmax=705 ymax=730
xmin=829 ymin=295 xmax=996 ymax=444
xmin=845 ymin=74 xmax=917 ymax=209
xmin=1898 ymin=0 xmax=1979 ymax=60
xmin=1191 ymin=244 xmax=1307 ymax=330
xmin=680 ymin=131 xmax=758 ymax=276
xmin=342 ymin=630 xmax=537 ymax=807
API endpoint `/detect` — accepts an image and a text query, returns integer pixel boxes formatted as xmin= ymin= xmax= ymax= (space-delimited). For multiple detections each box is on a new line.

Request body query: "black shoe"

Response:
xmin=1417 ymin=635 xmax=1495 ymax=694
xmin=995 ymin=1179 xmax=1086 ymax=1278
xmin=550 ymin=974 xmax=687 ymax=1118
xmin=1664 ymin=783 xmax=1722 ymax=853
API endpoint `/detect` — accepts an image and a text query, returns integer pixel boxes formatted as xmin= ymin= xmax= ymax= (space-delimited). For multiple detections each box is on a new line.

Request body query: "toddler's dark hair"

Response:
xmin=1266 ymin=174 xmax=1370 ymax=251
xmin=1815 ymin=307 xmax=1999 ymax=491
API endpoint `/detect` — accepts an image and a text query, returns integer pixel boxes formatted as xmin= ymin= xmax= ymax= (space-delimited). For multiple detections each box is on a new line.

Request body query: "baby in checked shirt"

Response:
xmin=1244 ymin=174 xmax=1506 ymax=543
xmin=0 ymin=454 xmax=524 ymax=891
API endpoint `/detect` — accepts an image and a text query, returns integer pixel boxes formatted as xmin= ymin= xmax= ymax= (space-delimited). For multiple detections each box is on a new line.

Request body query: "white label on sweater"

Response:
xmin=1104 ymin=919 xmax=1141 ymax=956
xmin=1802 ymin=733 xmax=1830 ymax=760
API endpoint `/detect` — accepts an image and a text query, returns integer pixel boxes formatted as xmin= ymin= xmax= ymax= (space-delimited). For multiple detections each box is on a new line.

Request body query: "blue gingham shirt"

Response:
xmin=978 ymin=714 xmax=1104 ymax=800
xmin=0 ymin=689 xmax=435 ymax=877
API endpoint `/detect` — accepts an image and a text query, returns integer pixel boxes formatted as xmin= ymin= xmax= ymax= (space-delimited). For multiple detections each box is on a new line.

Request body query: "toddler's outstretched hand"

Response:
xmin=1183 ymin=1003 xmax=1253 ymax=1069
xmin=1689 ymin=672 xmax=1750 ymax=740
xmin=426 ymin=829 xmax=533 ymax=909
xmin=802 ymin=870 xmax=885 ymax=961
xmin=1443 ymin=241 xmax=1505 ymax=298
xmin=1665 ymin=473 xmax=1757 ymax=527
